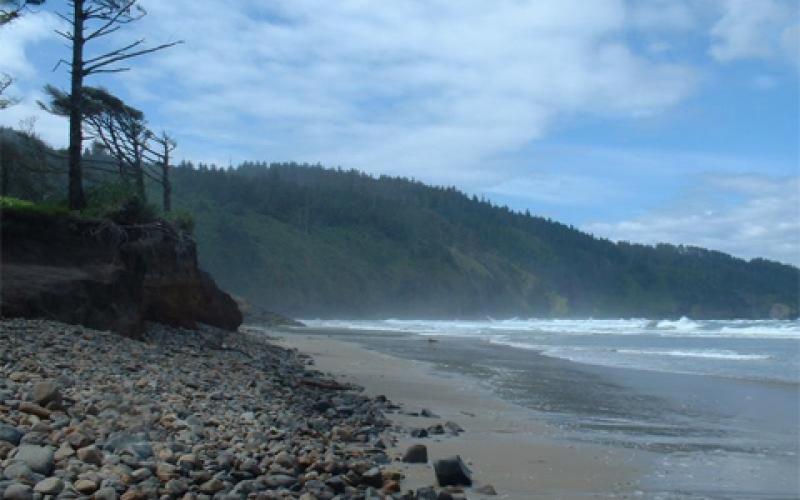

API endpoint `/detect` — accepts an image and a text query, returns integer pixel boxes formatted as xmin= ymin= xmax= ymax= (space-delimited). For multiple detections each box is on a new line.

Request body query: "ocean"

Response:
xmin=302 ymin=318 xmax=800 ymax=384
xmin=296 ymin=317 xmax=800 ymax=498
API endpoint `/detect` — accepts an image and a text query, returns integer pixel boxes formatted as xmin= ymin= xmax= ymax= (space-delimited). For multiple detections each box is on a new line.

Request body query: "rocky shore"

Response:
xmin=0 ymin=319 xmax=470 ymax=500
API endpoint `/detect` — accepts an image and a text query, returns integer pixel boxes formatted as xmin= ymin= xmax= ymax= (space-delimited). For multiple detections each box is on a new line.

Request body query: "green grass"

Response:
xmin=0 ymin=196 xmax=70 ymax=217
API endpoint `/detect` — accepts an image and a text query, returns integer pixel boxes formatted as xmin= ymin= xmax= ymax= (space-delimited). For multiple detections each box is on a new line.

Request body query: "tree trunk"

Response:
xmin=67 ymin=0 xmax=86 ymax=210
xmin=134 ymin=147 xmax=145 ymax=201
xmin=162 ymin=147 xmax=170 ymax=212
xmin=0 ymin=140 xmax=9 ymax=197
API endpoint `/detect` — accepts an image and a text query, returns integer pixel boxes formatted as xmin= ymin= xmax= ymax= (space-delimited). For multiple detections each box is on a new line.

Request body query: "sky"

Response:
xmin=1 ymin=0 xmax=798 ymax=265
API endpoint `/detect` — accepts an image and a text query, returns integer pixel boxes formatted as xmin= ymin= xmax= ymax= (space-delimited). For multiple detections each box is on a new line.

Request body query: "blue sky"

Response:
xmin=1 ymin=0 xmax=798 ymax=265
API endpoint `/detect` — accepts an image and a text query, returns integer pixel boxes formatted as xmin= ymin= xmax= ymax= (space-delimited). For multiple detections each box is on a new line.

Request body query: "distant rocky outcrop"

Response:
xmin=1 ymin=209 xmax=242 ymax=337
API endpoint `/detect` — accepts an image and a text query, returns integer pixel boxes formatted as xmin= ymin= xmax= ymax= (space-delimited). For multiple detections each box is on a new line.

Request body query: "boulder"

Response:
xmin=433 ymin=456 xmax=472 ymax=487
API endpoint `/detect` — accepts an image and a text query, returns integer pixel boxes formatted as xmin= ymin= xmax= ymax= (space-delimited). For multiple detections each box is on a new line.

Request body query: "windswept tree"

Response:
xmin=41 ymin=84 xmax=154 ymax=200
xmin=0 ymin=0 xmax=44 ymax=25
xmin=145 ymin=131 xmax=176 ymax=211
xmin=52 ymin=0 xmax=181 ymax=209
xmin=0 ymin=74 xmax=17 ymax=110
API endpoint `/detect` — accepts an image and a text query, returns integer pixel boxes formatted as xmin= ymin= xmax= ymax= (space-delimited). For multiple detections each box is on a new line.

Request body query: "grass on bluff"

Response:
xmin=1 ymin=182 xmax=194 ymax=233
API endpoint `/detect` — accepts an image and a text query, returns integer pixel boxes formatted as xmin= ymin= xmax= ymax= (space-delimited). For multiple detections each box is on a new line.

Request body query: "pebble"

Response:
xmin=0 ymin=319 xmax=404 ymax=500
xmin=77 ymin=446 xmax=104 ymax=465
xmin=12 ymin=445 xmax=54 ymax=475
xmin=2 ymin=483 xmax=33 ymax=500
xmin=31 ymin=380 xmax=61 ymax=407
xmin=74 ymin=479 xmax=98 ymax=494
xmin=475 ymin=484 xmax=498 ymax=495
xmin=0 ymin=424 xmax=23 ymax=446
xmin=33 ymin=477 xmax=64 ymax=495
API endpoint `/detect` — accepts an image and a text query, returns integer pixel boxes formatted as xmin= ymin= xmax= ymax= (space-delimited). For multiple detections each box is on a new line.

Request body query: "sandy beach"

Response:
xmin=274 ymin=331 xmax=641 ymax=499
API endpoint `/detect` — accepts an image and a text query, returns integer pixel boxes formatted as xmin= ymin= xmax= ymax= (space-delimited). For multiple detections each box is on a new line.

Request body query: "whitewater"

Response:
xmin=302 ymin=317 xmax=800 ymax=383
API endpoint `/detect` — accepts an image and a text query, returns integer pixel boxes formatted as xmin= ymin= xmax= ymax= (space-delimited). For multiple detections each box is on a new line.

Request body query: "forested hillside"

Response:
xmin=169 ymin=162 xmax=799 ymax=319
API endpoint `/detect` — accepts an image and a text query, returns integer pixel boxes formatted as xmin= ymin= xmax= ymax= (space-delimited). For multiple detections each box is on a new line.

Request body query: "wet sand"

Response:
xmin=274 ymin=331 xmax=641 ymax=499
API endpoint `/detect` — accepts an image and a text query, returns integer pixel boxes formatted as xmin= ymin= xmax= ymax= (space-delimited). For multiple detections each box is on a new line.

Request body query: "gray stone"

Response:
xmin=33 ymin=477 xmax=64 ymax=495
xmin=3 ymin=462 xmax=33 ymax=481
xmin=94 ymin=487 xmax=118 ymax=500
xmin=475 ymin=484 xmax=497 ymax=495
xmin=103 ymin=434 xmax=152 ymax=460
xmin=164 ymin=479 xmax=188 ymax=496
xmin=262 ymin=474 xmax=295 ymax=488
xmin=13 ymin=445 xmax=54 ymax=475
xmin=2 ymin=483 xmax=32 ymax=500
xmin=0 ymin=424 xmax=23 ymax=446
xmin=77 ymin=446 xmax=104 ymax=466
xmin=31 ymin=381 xmax=61 ymax=407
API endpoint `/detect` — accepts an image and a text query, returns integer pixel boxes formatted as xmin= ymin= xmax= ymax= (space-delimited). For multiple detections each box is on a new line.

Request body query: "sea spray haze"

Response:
xmin=169 ymin=164 xmax=800 ymax=320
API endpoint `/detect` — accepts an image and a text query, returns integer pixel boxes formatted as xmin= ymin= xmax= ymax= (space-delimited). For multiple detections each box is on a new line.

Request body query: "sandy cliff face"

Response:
xmin=1 ymin=210 xmax=242 ymax=337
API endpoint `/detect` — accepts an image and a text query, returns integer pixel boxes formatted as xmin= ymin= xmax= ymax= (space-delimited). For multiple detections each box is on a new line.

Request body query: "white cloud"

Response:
xmin=709 ymin=0 xmax=800 ymax=64
xmin=103 ymin=0 xmax=699 ymax=183
xmin=0 ymin=12 xmax=57 ymax=78
xmin=627 ymin=0 xmax=696 ymax=32
xmin=585 ymin=174 xmax=800 ymax=266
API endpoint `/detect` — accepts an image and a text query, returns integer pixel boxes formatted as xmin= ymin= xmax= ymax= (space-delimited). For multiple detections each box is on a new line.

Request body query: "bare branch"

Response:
xmin=83 ymin=40 xmax=183 ymax=75
xmin=84 ymin=0 xmax=137 ymax=40
xmin=83 ymin=38 xmax=145 ymax=65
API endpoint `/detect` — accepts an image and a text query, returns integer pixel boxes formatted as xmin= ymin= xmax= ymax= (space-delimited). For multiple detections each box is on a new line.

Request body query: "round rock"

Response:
xmin=33 ymin=477 xmax=64 ymax=495
xmin=3 ymin=483 xmax=33 ymax=500
xmin=12 ymin=445 xmax=54 ymax=475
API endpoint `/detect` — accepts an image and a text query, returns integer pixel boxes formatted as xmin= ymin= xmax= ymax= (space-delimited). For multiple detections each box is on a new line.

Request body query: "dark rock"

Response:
xmin=0 ymin=211 xmax=242 ymax=337
xmin=360 ymin=467 xmax=383 ymax=488
xmin=401 ymin=444 xmax=428 ymax=464
xmin=263 ymin=474 xmax=296 ymax=488
xmin=311 ymin=401 xmax=332 ymax=413
xmin=420 ymin=409 xmax=439 ymax=418
xmin=436 ymin=491 xmax=454 ymax=500
xmin=410 ymin=428 xmax=428 ymax=438
xmin=416 ymin=486 xmax=437 ymax=500
xmin=427 ymin=424 xmax=445 ymax=435
xmin=0 ymin=424 xmax=23 ymax=446
xmin=325 ymin=476 xmax=346 ymax=494
xmin=433 ymin=456 xmax=472 ymax=487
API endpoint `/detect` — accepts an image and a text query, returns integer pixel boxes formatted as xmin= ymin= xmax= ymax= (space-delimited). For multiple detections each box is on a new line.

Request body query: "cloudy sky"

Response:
xmin=1 ymin=0 xmax=798 ymax=265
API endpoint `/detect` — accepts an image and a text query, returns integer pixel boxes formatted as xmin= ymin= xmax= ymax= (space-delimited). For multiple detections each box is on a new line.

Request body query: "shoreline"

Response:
xmin=272 ymin=329 xmax=641 ymax=499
